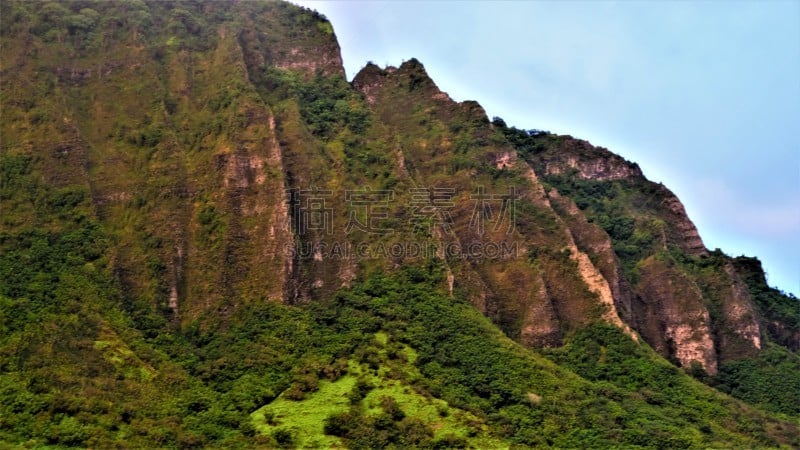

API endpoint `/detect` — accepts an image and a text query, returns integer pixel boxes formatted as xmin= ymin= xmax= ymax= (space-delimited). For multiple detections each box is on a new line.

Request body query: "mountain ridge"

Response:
xmin=1 ymin=1 xmax=798 ymax=447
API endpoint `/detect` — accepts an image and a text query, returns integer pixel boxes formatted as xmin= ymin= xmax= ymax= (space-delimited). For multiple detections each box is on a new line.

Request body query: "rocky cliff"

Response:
xmin=2 ymin=0 xmax=795 ymax=375
xmin=1 ymin=1 xmax=798 ymax=447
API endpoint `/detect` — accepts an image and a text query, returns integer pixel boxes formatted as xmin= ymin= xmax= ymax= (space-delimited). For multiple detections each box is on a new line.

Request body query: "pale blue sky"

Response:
xmin=294 ymin=0 xmax=800 ymax=296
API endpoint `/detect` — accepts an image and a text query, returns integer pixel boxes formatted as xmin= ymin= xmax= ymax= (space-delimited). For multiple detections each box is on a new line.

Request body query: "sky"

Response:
xmin=293 ymin=0 xmax=800 ymax=297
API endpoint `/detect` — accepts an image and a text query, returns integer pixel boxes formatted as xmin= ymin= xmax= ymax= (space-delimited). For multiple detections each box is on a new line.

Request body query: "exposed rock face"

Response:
xmin=541 ymin=138 xmax=643 ymax=181
xmin=352 ymin=62 xmax=386 ymax=105
xmin=717 ymin=264 xmax=762 ymax=359
xmin=548 ymin=190 xmax=636 ymax=337
xmin=636 ymin=257 xmax=718 ymax=374
xmin=4 ymin=0 xmax=790 ymax=381
xmin=520 ymin=274 xmax=562 ymax=347
xmin=660 ymin=194 xmax=707 ymax=256
xmin=353 ymin=59 xmax=455 ymax=109
xmin=519 ymin=131 xmax=788 ymax=373
xmin=350 ymin=57 xmax=625 ymax=345
xmin=546 ymin=154 xmax=643 ymax=181
xmin=529 ymin=134 xmax=707 ymax=260
xmin=271 ymin=46 xmax=344 ymax=78
xmin=732 ymin=257 xmax=800 ymax=351
xmin=5 ymin=6 xmax=800 ymax=448
xmin=238 ymin=4 xmax=345 ymax=80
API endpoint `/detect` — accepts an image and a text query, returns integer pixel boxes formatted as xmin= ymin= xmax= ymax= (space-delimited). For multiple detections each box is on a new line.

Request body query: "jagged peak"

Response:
xmin=352 ymin=58 xmax=434 ymax=89
xmin=395 ymin=57 xmax=441 ymax=94
xmin=397 ymin=57 xmax=425 ymax=72
xmin=352 ymin=61 xmax=387 ymax=86
xmin=352 ymin=62 xmax=391 ymax=105
xmin=460 ymin=99 xmax=488 ymax=120
xmin=355 ymin=58 xmax=489 ymax=112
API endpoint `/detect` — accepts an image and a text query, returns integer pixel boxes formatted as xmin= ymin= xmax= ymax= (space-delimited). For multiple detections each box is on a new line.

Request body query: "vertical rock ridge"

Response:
xmin=637 ymin=257 xmax=718 ymax=374
xmin=548 ymin=190 xmax=637 ymax=340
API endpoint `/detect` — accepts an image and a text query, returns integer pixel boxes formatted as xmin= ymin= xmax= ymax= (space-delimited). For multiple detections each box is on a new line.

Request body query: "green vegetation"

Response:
xmin=253 ymin=348 xmax=504 ymax=449
xmin=2 ymin=227 xmax=796 ymax=448
xmin=296 ymin=74 xmax=371 ymax=138
xmin=2 ymin=1 xmax=799 ymax=448
xmin=734 ymin=256 xmax=800 ymax=347
xmin=314 ymin=269 xmax=797 ymax=448
xmin=714 ymin=343 xmax=800 ymax=416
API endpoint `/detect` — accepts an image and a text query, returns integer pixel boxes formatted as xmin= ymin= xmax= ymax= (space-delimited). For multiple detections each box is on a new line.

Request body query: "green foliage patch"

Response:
xmin=714 ymin=343 xmax=800 ymax=416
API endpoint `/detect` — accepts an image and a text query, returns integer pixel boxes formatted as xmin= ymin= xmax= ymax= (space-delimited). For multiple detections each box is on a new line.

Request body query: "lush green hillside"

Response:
xmin=1 ymin=1 xmax=799 ymax=448
xmin=2 ymin=250 xmax=797 ymax=447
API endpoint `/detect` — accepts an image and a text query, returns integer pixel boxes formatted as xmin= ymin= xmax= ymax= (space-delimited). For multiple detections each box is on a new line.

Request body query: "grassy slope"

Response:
xmin=252 ymin=335 xmax=507 ymax=448
xmin=252 ymin=371 xmax=353 ymax=448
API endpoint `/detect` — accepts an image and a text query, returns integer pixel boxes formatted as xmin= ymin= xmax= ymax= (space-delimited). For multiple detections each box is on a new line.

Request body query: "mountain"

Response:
xmin=1 ymin=1 xmax=798 ymax=448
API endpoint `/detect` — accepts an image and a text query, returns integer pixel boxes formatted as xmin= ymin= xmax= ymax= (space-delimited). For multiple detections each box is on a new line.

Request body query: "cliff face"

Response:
xmin=541 ymin=138 xmax=644 ymax=181
xmin=499 ymin=127 xmax=795 ymax=375
xmin=2 ymin=0 xmax=797 ymax=412
xmin=347 ymin=59 xmax=645 ymax=346
xmin=636 ymin=257 xmax=719 ymax=374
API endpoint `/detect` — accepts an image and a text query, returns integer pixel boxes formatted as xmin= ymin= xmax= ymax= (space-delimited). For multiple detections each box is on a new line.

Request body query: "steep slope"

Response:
xmin=498 ymin=124 xmax=799 ymax=402
xmin=1 ymin=0 xmax=799 ymax=447
xmin=348 ymin=60 xmax=633 ymax=345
